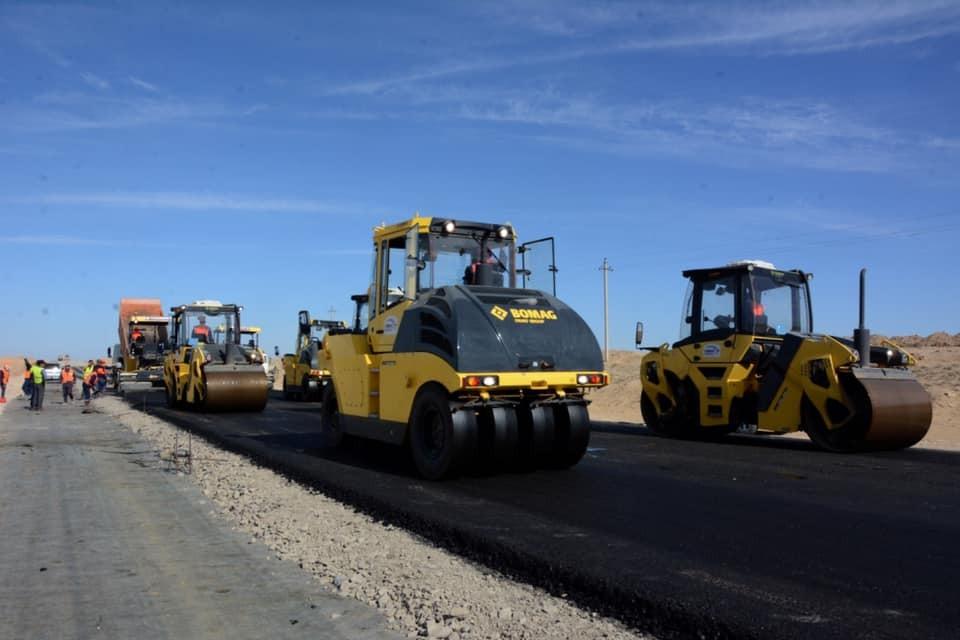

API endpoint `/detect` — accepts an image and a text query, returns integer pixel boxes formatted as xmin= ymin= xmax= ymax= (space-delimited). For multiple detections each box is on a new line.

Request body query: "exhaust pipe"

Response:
xmin=853 ymin=268 xmax=870 ymax=367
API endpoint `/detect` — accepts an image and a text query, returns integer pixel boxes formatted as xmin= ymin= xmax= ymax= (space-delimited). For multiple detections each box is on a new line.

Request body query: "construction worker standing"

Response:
xmin=60 ymin=365 xmax=76 ymax=403
xmin=28 ymin=359 xmax=46 ymax=411
xmin=82 ymin=360 xmax=95 ymax=404
xmin=0 ymin=364 xmax=10 ymax=403
xmin=94 ymin=360 xmax=108 ymax=395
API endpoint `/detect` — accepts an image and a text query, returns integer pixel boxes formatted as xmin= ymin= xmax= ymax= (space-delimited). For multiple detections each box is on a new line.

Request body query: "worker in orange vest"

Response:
xmin=0 ymin=364 xmax=10 ymax=403
xmin=94 ymin=360 xmax=108 ymax=395
xmin=60 ymin=364 xmax=76 ymax=403
xmin=191 ymin=315 xmax=212 ymax=343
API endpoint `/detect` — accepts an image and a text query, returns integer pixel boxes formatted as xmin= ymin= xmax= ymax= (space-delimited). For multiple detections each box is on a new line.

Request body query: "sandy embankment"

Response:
xmin=588 ymin=343 xmax=960 ymax=451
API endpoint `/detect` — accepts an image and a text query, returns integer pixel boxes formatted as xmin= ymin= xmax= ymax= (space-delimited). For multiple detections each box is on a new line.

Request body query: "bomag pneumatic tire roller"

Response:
xmin=163 ymin=301 xmax=270 ymax=412
xmin=320 ymin=216 xmax=608 ymax=480
xmin=637 ymin=262 xmax=931 ymax=452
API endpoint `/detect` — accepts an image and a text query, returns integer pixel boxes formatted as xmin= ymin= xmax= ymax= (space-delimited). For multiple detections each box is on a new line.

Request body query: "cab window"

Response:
xmin=378 ymin=236 xmax=407 ymax=314
xmin=699 ymin=276 xmax=737 ymax=333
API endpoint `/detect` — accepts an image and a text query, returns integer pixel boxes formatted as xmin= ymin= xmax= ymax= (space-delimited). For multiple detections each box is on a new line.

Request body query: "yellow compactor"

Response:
xmin=320 ymin=215 xmax=608 ymax=479
xmin=163 ymin=301 xmax=270 ymax=411
xmin=282 ymin=311 xmax=344 ymax=401
xmin=637 ymin=262 xmax=931 ymax=451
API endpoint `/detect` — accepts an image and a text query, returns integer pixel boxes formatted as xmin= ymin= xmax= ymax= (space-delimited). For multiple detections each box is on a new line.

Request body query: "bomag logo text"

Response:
xmin=509 ymin=308 xmax=558 ymax=324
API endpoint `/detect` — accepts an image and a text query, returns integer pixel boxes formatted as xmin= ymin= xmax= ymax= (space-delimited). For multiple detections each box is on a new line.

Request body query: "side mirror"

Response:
xmin=635 ymin=322 xmax=644 ymax=349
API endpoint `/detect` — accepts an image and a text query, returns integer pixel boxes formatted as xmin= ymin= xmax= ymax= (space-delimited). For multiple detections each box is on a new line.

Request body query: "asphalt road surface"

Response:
xmin=122 ymin=386 xmax=960 ymax=640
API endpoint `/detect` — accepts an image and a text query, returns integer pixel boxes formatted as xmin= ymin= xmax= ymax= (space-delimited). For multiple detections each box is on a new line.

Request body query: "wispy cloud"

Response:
xmin=330 ymin=1 xmax=960 ymax=95
xmin=80 ymin=72 xmax=110 ymax=90
xmin=0 ymin=235 xmax=111 ymax=246
xmin=10 ymin=191 xmax=344 ymax=214
xmin=128 ymin=76 xmax=159 ymax=92
xmin=1 ymin=92 xmax=260 ymax=133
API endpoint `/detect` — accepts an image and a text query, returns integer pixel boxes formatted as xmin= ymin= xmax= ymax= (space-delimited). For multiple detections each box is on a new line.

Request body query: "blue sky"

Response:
xmin=1 ymin=1 xmax=959 ymax=359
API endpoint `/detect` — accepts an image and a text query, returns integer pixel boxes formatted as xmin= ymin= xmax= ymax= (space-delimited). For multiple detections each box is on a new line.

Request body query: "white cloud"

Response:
xmin=128 ymin=76 xmax=159 ymax=92
xmin=331 ymin=1 xmax=960 ymax=95
xmin=0 ymin=234 xmax=110 ymax=246
xmin=1 ymin=92 xmax=260 ymax=133
xmin=80 ymin=72 xmax=109 ymax=90
xmin=11 ymin=191 xmax=343 ymax=214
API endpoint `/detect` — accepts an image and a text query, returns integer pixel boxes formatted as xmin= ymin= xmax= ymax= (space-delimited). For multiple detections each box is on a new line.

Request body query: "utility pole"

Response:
xmin=328 ymin=305 xmax=337 ymax=321
xmin=600 ymin=257 xmax=613 ymax=362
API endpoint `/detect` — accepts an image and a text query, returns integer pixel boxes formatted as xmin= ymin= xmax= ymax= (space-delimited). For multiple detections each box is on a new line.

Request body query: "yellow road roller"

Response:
xmin=282 ymin=310 xmax=344 ymax=401
xmin=637 ymin=262 xmax=931 ymax=451
xmin=320 ymin=215 xmax=608 ymax=479
xmin=163 ymin=301 xmax=270 ymax=411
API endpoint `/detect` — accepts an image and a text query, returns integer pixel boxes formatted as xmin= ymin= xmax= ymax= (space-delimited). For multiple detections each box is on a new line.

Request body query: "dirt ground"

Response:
xmin=588 ymin=342 xmax=960 ymax=451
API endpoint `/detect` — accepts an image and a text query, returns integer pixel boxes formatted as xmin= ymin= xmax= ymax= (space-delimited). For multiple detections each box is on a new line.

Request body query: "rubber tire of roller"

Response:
xmin=409 ymin=387 xmax=475 ymax=480
xmin=641 ymin=391 xmax=667 ymax=435
xmin=487 ymin=406 xmax=519 ymax=468
xmin=319 ymin=383 xmax=343 ymax=448
xmin=165 ymin=378 xmax=179 ymax=409
xmin=549 ymin=403 xmax=591 ymax=469
xmin=517 ymin=404 xmax=554 ymax=469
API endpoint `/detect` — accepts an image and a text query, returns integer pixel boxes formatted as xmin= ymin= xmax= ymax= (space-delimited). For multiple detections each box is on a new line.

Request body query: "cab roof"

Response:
xmin=373 ymin=214 xmax=515 ymax=240
xmin=683 ymin=261 xmax=806 ymax=281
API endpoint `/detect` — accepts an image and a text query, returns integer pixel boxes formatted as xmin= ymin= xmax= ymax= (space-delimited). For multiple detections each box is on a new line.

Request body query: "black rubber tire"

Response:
xmin=165 ymin=378 xmax=179 ymax=409
xmin=409 ymin=386 xmax=475 ymax=480
xmin=640 ymin=392 xmax=666 ymax=435
xmin=548 ymin=403 xmax=591 ymax=468
xmin=319 ymin=383 xmax=343 ymax=448
xmin=517 ymin=404 xmax=553 ymax=469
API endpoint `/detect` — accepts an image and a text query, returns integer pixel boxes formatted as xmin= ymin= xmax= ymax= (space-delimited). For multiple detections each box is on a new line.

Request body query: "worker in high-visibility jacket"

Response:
xmin=94 ymin=360 xmax=108 ymax=395
xmin=0 ymin=364 xmax=10 ymax=401
xmin=0 ymin=364 xmax=10 ymax=403
xmin=60 ymin=365 xmax=76 ymax=403
xmin=82 ymin=360 xmax=96 ymax=404
xmin=28 ymin=359 xmax=46 ymax=411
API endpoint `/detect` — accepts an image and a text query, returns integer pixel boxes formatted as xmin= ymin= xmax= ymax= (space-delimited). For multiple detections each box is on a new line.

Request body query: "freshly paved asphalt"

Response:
xmin=123 ymin=386 xmax=960 ymax=640
xmin=0 ymin=388 xmax=399 ymax=640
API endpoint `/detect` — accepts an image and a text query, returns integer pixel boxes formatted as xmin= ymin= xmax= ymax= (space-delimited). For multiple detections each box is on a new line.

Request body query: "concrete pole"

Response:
xmin=600 ymin=258 xmax=613 ymax=362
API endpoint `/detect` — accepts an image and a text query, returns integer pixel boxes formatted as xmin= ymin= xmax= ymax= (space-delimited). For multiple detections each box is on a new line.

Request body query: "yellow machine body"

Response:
xmin=281 ymin=311 xmax=344 ymax=401
xmin=321 ymin=215 xmax=608 ymax=478
xmin=163 ymin=301 xmax=269 ymax=412
xmin=639 ymin=263 xmax=931 ymax=451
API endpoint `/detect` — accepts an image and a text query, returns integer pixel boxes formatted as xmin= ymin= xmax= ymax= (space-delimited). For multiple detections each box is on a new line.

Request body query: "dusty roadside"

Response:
xmin=0 ymin=391 xmax=398 ymax=639
xmin=100 ymin=395 xmax=647 ymax=640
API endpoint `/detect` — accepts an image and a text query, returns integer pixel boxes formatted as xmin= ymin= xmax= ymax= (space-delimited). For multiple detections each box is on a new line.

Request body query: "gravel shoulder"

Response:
xmin=99 ymin=394 xmax=647 ymax=640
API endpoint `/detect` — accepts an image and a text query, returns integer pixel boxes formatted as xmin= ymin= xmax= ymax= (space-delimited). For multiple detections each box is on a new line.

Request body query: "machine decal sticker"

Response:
xmin=703 ymin=344 xmax=721 ymax=357
xmin=383 ymin=316 xmax=399 ymax=335
xmin=490 ymin=305 xmax=508 ymax=321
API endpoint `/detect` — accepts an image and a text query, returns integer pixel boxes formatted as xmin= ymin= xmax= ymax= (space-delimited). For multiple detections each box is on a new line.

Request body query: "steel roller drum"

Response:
xmin=202 ymin=367 xmax=269 ymax=412
xmin=849 ymin=367 xmax=932 ymax=450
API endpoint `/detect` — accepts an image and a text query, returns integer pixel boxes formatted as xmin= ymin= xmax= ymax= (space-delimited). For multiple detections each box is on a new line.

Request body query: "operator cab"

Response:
xmin=637 ymin=262 xmax=813 ymax=350
xmin=171 ymin=301 xmax=242 ymax=348
xmin=677 ymin=261 xmax=812 ymax=346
